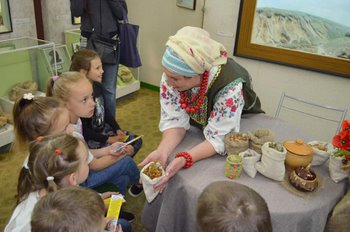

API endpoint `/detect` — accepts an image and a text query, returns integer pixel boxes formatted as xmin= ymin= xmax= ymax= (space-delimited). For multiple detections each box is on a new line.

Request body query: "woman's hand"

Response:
xmin=154 ymin=157 xmax=186 ymax=192
xmin=139 ymin=149 xmax=168 ymax=167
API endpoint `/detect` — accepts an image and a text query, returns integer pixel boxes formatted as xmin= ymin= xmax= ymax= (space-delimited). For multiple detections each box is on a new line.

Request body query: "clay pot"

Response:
xmin=284 ymin=139 xmax=313 ymax=170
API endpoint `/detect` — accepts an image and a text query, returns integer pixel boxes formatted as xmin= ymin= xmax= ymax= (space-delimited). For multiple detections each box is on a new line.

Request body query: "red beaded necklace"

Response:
xmin=179 ymin=71 xmax=209 ymax=113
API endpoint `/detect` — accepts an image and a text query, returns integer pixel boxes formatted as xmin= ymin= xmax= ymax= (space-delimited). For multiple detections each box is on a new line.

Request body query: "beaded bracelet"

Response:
xmin=175 ymin=152 xmax=194 ymax=169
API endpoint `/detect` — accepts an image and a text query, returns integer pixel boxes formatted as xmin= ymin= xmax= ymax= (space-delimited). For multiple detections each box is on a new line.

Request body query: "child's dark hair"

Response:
xmin=70 ymin=49 xmax=99 ymax=72
xmin=12 ymin=96 xmax=64 ymax=152
xmin=31 ymin=186 xmax=105 ymax=232
xmin=16 ymin=134 xmax=83 ymax=204
xmin=197 ymin=181 xmax=272 ymax=232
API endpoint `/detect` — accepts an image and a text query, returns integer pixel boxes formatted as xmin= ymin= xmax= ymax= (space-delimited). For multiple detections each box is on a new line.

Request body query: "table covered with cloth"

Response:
xmin=141 ymin=113 xmax=347 ymax=232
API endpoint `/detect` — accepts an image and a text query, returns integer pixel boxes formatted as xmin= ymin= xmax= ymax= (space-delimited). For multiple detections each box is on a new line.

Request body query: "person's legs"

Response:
xmin=102 ymin=62 xmax=119 ymax=119
xmin=81 ymin=156 xmax=140 ymax=195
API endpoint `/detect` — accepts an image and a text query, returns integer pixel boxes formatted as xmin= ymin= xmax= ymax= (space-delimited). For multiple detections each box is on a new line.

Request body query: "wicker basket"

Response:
xmin=8 ymin=81 xmax=38 ymax=102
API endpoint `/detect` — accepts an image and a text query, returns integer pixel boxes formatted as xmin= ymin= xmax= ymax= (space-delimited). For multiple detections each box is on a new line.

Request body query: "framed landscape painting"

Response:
xmin=0 ymin=0 xmax=12 ymax=34
xmin=234 ymin=0 xmax=350 ymax=78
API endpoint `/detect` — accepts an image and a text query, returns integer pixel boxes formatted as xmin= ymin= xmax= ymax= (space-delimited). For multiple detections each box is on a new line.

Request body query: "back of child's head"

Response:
xmin=70 ymin=49 xmax=99 ymax=72
xmin=31 ymin=186 xmax=105 ymax=232
xmin=46 ymin=71 xmax=87 ymax=102
xmin=12 ymin=95 xmax=65 ymax=151
xmin=17 ymin=134 xmax=85 ymax=204
xmin=197 ymin=181 xmax=272 ymax=232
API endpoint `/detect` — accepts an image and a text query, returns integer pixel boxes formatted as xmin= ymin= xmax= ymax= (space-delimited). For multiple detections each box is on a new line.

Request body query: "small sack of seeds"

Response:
xmin=308 ymin=141 xmax=334 ymax=166
xmin=256 ymin=142 xmax=287 ymax=181
xmin=224 ymin=132 xmax=249 ymax=155
xmin=248 ymin=128 xmax=275 ymax=154
xmin=239 ymin=149 xmax=261 ymax=178
xmin=140 ymin=161 xmax=165 ymax=203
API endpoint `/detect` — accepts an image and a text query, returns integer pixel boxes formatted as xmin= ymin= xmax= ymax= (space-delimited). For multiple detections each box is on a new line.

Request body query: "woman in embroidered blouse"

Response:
xmin=139 ymin=26 xmax=263 ymax=191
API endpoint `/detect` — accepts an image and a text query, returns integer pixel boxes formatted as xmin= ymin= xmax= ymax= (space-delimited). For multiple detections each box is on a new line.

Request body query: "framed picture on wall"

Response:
xmin=176 ymin=0 xmax=196 ymax=10
xmin=234 ymin=0 xmax=350 ymax=78
xmin=0 ymin=0 xmax=13 ymax=34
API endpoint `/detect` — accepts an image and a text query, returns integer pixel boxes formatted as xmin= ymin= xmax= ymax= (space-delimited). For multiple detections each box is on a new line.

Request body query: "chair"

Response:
xmin=274 ymin=92 xmax=348 ymax=140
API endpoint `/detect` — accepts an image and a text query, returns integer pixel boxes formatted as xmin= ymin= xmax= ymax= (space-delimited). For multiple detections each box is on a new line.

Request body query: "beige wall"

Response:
xmin=41 ymin=0 xmax=78 ymax=44
xmin=127 ymin=0 xmax=205 ymax=86
xmin=0 ymin=0 xmax=37 ymax=40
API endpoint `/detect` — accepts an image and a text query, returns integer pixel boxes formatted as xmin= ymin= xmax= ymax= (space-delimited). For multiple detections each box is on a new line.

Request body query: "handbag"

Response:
xmin=87 ymin=33 xmax=119 ymax=65
xmin=85 ymin=1 xmax=119 ymax=65
xmin=118 ymin=10 xmax=142 ymax=68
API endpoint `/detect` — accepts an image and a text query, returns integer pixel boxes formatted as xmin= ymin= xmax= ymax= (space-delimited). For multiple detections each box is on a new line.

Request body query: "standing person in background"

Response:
xmin=70 ymin=0 xmax=127 ymax=118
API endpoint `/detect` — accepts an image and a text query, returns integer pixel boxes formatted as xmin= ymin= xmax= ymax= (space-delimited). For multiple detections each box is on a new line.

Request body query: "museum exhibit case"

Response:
xmin=0 ymin=37 xmax=69 ymax=148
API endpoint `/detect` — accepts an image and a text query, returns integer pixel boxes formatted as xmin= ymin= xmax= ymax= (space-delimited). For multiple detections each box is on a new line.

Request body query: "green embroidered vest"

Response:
xmin=189 ymin=58 xmax=264 ymax=129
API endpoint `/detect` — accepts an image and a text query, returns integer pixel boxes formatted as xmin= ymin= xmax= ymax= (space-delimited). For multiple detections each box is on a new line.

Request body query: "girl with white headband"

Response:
xmin=139 ymin=26 xmax=264 ymax=191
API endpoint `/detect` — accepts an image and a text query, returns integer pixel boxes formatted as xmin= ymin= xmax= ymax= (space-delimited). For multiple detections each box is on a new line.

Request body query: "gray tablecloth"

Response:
xmin=142 ymin=114 xmax=347 ymax=232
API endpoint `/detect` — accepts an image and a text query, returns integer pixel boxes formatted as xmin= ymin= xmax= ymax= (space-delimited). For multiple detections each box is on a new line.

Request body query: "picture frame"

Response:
xmin=176 ymin=0 xmax=196 ymax=10
xmin=71 ymin=16 xmax=81 ymax=25
xmin=72 ymin=41 xmax=80 ymax=54
xmin=234 ymin=0 xmax=350 ymax=78
xmin=0 ymin=0 xmax=13 ymax=34
xmin=42 ymin=45 xmax=71 ymax=74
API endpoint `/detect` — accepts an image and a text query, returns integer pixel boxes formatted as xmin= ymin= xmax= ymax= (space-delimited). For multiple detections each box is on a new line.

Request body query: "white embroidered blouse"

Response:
xmin=159 ymin=66 xmax=245 ymax=155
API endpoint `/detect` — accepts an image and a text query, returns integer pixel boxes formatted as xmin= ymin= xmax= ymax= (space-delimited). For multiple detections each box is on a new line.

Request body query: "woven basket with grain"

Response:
xmin=9 ymin=81 xmax=38 ymax=102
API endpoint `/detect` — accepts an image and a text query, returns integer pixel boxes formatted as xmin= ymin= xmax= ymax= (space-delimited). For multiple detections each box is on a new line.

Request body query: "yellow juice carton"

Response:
xmin=106 ymin=194 xmax=124 ymax=219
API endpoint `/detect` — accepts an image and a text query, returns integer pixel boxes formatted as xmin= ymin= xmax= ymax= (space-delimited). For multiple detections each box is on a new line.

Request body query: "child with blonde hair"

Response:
xmin=70 ymin=49 xmax=143 ymax=196
xmin=12 ymin=92 xmax=139 ymax=222
xmin=47 ymin=71 xmax=142 ymax=219
xmin=31 ymin=186 xmax=122 ymax=232
xmin=5 ymin=134 xmax=129 ymax=232
xmin=70 ymin=49 xmax=142 ymax=158
xmin=47 ymin=72 xmax=141 ymax=194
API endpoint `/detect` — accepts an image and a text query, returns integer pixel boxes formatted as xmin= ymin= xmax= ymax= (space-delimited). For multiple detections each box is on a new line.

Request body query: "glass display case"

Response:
xmin=64 ymin=28 xmax=81 ymax=57
xmin=64 ymin=29 xmax=141 ymax=99
xmin=0 ymin=37 xmax=58 ymax=94
xmin=0 ymin=37 xmax=69 ymax=148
